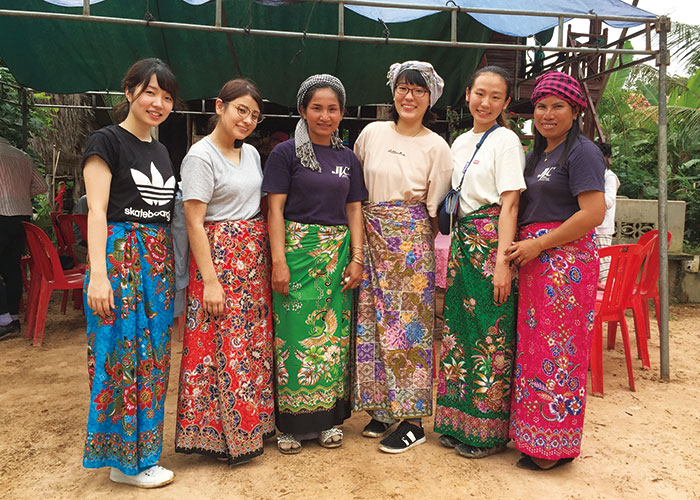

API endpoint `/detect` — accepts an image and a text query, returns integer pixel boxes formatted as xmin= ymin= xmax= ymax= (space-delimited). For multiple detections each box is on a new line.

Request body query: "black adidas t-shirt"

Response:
xmin=82 ymin=125 xmax=175 ymax=223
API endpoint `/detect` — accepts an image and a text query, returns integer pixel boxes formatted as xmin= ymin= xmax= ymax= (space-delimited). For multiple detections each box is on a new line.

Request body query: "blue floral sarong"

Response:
xmin=83 ymin=221 xmax=174 ymax=474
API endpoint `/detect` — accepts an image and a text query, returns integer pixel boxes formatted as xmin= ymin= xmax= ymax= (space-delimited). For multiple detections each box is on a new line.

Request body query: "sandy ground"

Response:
xmin=1 ymin=298 xmax=699 ymax=500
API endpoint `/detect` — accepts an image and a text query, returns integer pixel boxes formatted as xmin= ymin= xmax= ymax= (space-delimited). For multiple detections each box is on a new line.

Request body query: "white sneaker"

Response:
xmin=109 ymin=465 xmax=174 ymax=488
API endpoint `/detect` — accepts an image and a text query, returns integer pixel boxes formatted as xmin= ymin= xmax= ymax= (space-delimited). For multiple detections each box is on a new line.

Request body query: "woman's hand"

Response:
xmin=341 ymin=260 xmax=362 ymax=292
xmin=203 ymin=279 xmax=226 ymax=316
xmin=272 ymin=261 xmax=291 ymax=295
xmin=493 ymin=260 xmax=512 ymax=304
xmin=87 ymin=274 xmax=115 ymax=318
xmin=506 ymin=238 xmax=543 ymax=267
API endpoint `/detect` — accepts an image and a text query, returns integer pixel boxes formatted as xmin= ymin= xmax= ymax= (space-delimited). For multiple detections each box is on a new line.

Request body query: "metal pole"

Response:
xmin=338 ymin=2 xmax=344 ymax=37
xmin=656 ymin=16 xmax=670 ymax=382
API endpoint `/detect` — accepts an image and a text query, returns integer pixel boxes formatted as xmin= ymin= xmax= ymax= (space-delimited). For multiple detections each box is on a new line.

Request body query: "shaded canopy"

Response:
xmin=0 ymin=0 xmax=656 ymax=107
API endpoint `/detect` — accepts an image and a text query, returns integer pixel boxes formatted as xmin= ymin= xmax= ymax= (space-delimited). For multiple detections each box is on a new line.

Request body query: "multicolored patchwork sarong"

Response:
xmin=434 ymin=204 xmax=516 ymax=447
xmin=84 ymin=222 xmax=174 ymax=474
xmin=353 ymin=201 xmax=435 ymax=419
xmin=175 ymin=217 xmax=275 ymax=463
xmin=509 ymin=222 xmax=598 ymax=459
xmin=273 ymin=220 xmax=352 ymax=434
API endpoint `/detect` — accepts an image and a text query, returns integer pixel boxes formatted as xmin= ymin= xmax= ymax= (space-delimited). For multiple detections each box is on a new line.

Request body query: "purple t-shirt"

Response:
xmin=262 ymin=139 xmax=368 ymax=226
xmin=519 ymin=136 xmax=605 ymax=226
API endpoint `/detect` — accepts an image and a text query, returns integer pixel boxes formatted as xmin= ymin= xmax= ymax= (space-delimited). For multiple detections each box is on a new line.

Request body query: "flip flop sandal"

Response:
xmin=438 ymin=435 xmax=462 ymax=449
xmin=516 ymin=455 xmax=574 ymax=471
xmin=277 ymin=433 xmax=302 ymax=455
xmin=318 ymin=427 xmax=343 ymax=449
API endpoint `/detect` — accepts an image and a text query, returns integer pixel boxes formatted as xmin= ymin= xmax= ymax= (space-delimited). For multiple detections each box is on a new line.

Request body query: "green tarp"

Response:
xmin=0 ymin=0 xmax=491 ymax=107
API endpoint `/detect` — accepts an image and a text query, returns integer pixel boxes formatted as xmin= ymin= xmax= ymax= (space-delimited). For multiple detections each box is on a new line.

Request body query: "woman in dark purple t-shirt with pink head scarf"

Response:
xmin=505 ymin=71 xmax=605 ymax=471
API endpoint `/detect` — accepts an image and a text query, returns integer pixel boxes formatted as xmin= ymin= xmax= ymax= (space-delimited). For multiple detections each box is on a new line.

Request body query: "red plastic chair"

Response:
xmin=590 ymin=244 xmax=644 ymax=397
xmin=636 ymin=230 xmax=671 ymax=338
xmin=22 ymin=222 xmax=85 ymax=347
xmin=72 ymin=213 xmax=88 ymax=242
xmin=56 ymin=213 xmax=78 ymax=261
xmin=49 ymin=210 xmax=69 ymax=256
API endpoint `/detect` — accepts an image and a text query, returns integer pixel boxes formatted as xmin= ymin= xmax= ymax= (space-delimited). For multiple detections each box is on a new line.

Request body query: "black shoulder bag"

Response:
xmin=437 ymin=124 xmax=500 ymax=235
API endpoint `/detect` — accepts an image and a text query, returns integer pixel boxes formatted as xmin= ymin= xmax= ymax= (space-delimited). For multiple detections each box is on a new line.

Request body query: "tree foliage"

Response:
xmin=599 ymin=40 xmax=700 ymax=251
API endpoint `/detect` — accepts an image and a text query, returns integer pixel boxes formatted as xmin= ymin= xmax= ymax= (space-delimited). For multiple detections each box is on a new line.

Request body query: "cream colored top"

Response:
xmin=354 ymin=121 xmax=453 ymax=217
xmin=451 ymin=127 xmax=526 ymax=217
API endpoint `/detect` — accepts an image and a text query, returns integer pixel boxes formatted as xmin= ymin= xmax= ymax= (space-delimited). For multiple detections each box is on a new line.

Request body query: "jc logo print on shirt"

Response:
xmin=537 ymin=166 xmax=556 ymax=182
xmin=131 ymin=162 xmax=176 ymax=206
xmin=332 ymin=165 xmax=350 ymax=179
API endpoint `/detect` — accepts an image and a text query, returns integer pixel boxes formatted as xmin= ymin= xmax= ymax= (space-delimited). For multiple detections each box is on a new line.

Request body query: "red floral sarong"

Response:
xmin=175 ymin=217 xmax=275 ymax=463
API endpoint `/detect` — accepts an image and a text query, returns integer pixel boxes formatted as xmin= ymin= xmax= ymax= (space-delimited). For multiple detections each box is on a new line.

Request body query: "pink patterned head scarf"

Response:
xmin=531 ymin=71 xmax=587 ymax=109
xmin=387 ymin=60 xmax=444 ymax=108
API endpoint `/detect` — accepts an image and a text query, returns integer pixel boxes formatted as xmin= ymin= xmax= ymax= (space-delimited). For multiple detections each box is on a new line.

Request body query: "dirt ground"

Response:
xmin=1 ymin=298 xmax=699 ymax=500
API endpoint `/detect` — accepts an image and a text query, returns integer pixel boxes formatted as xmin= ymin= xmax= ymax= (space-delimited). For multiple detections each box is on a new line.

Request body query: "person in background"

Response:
xmin=0 ymin=135 xmax=47 ymax=339
xmin=506 ymin=71 xmax=605 ymax=470
xmin=263 ymin=74 xmax=367 ymax=455
xmin=175 ymin=78 xmax=275 ymax=465
xmin=353 ymin=60 xmax=452 ymax=453
xmin=82 ymin=58 xmax=178 ymax=488
xmin=593 ymin=141 xmax=619 ymax=285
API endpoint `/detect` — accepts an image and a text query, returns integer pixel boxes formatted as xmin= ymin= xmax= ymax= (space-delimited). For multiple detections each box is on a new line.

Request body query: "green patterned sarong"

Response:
xmin=273 ymin=220 xmax=352 ymax=434
xmin=433 ymin=204 xmax=517 ymax=448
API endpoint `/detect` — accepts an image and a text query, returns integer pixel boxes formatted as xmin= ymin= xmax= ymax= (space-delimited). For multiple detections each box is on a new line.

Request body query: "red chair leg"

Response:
xmin=73 ymin=289 xmax=82 ymax=310
xmin=617 ymin=313 xmax=636 ymax=392
xmin=606 ymin=321 xmax=618 ymax=350
xmin=653 ymin=296 xmax=661 ymax=335
xmin=632 ymin=301 xmax=651 ymax=369
xmin=590 ymin=319 xmax=604 ymax=397
xmin=33 ymin=281 xmax=52 ymax=347
xmin=61 ymin=290 xmax=69 ymax=314
xmin=25 ymin=275 xmax=42 ymax=341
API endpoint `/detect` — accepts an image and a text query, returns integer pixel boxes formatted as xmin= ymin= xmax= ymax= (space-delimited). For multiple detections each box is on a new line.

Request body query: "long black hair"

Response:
xmin=466 ymin=65 xmax=513 ymax=129
xmin=524 ymin=112 xmax=582 ymax=177
xmin=390 ymin=69 xmax=437 ymax=126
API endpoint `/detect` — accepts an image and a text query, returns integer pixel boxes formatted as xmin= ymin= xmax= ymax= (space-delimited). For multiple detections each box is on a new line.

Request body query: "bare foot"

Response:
xmin=532 ymin=457 xmax=558 ymax=469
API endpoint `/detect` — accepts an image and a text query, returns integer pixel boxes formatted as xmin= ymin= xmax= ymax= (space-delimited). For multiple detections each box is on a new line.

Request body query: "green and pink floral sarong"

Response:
xmin=434 ymin=204 xmax=516 ymax=447
xmin=273 ymin=220 xmax=352 ymax=434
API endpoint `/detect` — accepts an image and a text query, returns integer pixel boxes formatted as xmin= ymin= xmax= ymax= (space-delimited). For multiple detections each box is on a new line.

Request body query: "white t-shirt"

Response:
xmin=181 ymin=137 xmax=263 ymax=222
xmin=596 ymin=168 xmax=620 ymax=236
xmin=450 ymin=127 xmax=526 ymax=217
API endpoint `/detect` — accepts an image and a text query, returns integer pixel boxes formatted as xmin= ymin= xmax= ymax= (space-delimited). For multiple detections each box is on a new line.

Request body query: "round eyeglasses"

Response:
xmin=394 ymin=85 xmax=428 ymax=98
xmin=235 ymin=104 xmax=264 ymax=124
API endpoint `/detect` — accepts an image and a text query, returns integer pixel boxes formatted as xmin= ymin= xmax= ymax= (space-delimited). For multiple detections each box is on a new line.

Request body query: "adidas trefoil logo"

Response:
xmin=131 ymin=162 xmax=176 ymax=206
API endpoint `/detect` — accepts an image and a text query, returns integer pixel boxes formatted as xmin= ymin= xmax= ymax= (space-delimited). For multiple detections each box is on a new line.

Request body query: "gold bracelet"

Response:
xmin=351 ymin=256 xmax=363 ymax=265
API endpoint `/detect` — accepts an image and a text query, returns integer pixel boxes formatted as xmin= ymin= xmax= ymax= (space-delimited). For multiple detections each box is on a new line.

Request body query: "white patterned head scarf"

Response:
xmin=295 ymin=74 xmax=346 ymax=173
xmin=387 ymin=60 xmax=444 ymax=109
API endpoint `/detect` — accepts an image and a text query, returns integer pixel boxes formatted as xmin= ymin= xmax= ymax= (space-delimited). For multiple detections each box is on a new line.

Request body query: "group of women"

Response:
xmin=80 ymin=57 xmax=605 ymax=488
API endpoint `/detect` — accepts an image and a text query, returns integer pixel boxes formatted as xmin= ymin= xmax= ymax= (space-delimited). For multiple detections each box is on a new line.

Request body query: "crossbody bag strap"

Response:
xmin=454 ymin=123 xmax=501 ymax=193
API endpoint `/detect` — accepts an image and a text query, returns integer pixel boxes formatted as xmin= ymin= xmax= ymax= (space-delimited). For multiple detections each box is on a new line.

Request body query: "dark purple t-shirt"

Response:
xmin=519 ymin=136 xmax=605 ymax=226
xmin=262 ymin=139 xmax=368 ymax=226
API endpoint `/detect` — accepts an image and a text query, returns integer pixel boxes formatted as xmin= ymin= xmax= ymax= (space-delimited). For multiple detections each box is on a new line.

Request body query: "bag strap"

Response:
xmin=454 ymin=124 xmax=500 ymax=193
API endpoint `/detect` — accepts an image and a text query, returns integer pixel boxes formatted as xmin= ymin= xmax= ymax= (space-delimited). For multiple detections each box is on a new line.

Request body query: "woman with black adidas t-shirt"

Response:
xmin=81 ymin=59 xmax=179 ymax=489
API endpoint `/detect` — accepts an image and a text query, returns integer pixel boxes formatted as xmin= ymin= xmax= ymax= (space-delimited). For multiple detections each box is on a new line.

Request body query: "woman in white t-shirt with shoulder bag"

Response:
xmin=433 ymin=66 xmax=526 ymax=459
xmin=175 ymin=79 xmax=275 ymax=466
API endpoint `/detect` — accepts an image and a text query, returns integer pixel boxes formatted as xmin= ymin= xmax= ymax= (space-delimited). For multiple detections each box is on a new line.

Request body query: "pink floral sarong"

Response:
xmin=509 ymin=222 xmax=598 ymax=460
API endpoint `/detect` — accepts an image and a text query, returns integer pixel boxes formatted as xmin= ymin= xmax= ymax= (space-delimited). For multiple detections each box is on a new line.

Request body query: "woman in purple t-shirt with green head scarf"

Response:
xmin=505 ymin=71 xmax=605 ymax=471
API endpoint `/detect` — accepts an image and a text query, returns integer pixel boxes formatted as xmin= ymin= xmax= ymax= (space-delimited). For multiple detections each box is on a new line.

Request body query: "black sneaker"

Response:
xmin=378 ymin=421 xmax=425 ymax=453
xmin=362 ymin=418 xmax=393 ymax=438
xmin=0 ymin=320 xmax=20 ymax=341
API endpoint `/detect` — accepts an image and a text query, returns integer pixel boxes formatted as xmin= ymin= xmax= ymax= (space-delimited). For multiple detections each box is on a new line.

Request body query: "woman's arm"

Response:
xmin=83 ymin=156 xmax=115 ymax=318
xmin=184 ymin=199 xmax=225 ymax=315
xmin=493 ymin=190 xmax=520 ymax=304
xmin=506 ymin=190 xmax=605 ymax=266
xmin=342 ymin=201 xmax=363 ymax=292
xmin=268 ymin=193 xmax=290 ymax=295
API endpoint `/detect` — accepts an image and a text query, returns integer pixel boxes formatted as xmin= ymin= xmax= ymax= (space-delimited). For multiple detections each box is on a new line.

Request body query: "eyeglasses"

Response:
xmin=395 ymin=85 xmax=429 ymax=98
xmin=234 ymin=104 xmax=264 ymax=124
